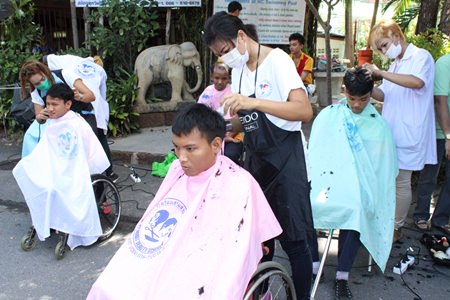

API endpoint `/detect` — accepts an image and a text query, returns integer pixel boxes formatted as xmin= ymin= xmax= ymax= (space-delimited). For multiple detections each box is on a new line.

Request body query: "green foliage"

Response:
xmin=393 ymin=6 xmax=419 ymax=32
xmin=382 ymin=0 xmax=419 ymax=16
xmin=407 ymin=29 xmax=450 ymax=61
xmin=0 ymin=0 xmax=42 ymax=52
xmin=106 ymin=69 xmax=140 ymax=137
xmin=0 ymin=0 xmax=42 ymax=134
xmin=371 ymin=52 xmax=392 ymax=71
xmin=87 ymin=0 xmax=160 ymax=77
xmin=87 ymin=0 xmax=160 ymax=137
xmin=0 ymin=0 xmax=41 ymax=84
xmin=56 ymin=47 xmax=90 ymax=58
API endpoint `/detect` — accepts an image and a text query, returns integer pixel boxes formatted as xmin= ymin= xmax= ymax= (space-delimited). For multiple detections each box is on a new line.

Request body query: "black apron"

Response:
xmin=237 ymin=51 xmax=313 ymax=241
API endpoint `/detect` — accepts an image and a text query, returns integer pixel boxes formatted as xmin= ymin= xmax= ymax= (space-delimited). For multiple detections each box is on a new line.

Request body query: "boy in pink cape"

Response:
xmin=87 ymin=104 xmax=282 ymax=299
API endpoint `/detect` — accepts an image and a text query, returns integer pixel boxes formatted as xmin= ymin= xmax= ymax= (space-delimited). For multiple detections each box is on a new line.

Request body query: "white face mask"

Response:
xmin=385 ymin=42 xmax=402 ymax=59
xmin=220 ymin=39 xmax=249 ymax=69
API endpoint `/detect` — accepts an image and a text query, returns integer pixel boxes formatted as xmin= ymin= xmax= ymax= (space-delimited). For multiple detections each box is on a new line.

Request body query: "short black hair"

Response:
xmin=47 ymin=83 xmax=74 ymax=103
xmin=344 ymin=67 xmax=374 ymax=96
xmin=289 ymin=33 xmax=305 ymax=45
xmin=228 ymin=1 xmax=242 ymax=13
xmin=172 ymin=103 xmax=226 ymax=143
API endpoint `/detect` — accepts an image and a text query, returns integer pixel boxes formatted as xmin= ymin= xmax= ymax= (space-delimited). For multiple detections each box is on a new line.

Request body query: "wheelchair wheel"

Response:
xmin=91 ymin=174 xmax=121 ymax=241
xmin=54 ymin=233 xmax=68 ymax=260
xmin=243 ymin=261 xmax=296 ymax=300
xmin=20 ymin=226 xmax=37 ymax=251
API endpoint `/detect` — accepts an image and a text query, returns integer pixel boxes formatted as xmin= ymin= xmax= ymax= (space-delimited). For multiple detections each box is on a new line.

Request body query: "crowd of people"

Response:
xmin=12 ymin=3 xmax=450 ymax=299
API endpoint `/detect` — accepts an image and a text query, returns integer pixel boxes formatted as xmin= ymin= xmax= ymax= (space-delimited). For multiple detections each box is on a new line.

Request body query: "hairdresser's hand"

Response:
xmin=221 ymin=93 xmax=258 ymax=116
xmin=224 ymin=133 xmax=241 ymax=143
xmin=72 ymin=88 xmax=84 ymax=102
xmin=36 ymin=108 xmax=49 ymax=124
xmin=362 ymin=63 xmax=383 ymax=81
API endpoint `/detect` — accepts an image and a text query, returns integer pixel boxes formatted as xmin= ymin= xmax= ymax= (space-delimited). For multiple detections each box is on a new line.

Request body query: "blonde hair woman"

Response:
xmin=363 ymin=19 xmax=436 ymax=243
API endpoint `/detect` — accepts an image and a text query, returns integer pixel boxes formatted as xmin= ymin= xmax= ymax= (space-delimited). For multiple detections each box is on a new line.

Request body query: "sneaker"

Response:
xmin=415 ymin=219 xmax=430 ymax=231
xmin=102 ymin=201 xmax=111 ymax=215
xmin=107 ymin=172 xmax=119 ymax=183
xmin=335 ymin=279 xmax=353 ymax=299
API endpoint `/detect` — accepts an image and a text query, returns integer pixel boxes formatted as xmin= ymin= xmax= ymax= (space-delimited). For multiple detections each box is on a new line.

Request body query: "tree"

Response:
xmin=370 ymin=0 xmax=380 ymax=30
xmin=344 ymin=0 xmax=354 ymax=66
xmin=439 ymin=0 xmax=450 ymax=35
xmin=304 ymin=0 xmax=339 ymax=105
xmin=304 ymin=0 xmax=322 ymax=58
xmin=415 ymin=0 xmax=440 ymax=34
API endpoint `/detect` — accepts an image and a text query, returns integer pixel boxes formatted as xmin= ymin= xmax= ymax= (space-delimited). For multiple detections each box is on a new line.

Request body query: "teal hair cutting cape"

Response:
xmin=309 ymin=99 xmax=398 ymax=272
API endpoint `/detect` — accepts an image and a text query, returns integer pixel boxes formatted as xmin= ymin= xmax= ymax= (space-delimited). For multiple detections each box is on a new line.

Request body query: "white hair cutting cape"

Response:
xmin=13 ymin=110 xmax=110 ymax=249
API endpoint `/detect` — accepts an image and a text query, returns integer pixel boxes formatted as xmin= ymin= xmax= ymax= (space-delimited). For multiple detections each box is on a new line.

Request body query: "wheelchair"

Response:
xmin=19 ymin=174 xmax=122 ymax=259
xmin=243 ymin=261 xmax=296 ymax=300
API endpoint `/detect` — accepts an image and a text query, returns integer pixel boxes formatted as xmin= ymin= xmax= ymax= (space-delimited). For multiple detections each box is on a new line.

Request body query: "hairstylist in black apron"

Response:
xmin=204 ymin=12 xmax=315 ymax=300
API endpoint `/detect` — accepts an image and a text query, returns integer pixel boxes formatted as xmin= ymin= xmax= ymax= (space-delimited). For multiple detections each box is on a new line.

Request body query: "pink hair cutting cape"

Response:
xmin=88 ymin=155 xmax=282 ymax=299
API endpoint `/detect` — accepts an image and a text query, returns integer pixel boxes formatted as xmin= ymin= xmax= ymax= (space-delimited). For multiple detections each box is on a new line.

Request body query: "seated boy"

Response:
xmin=87 ymin=104 xmax=281 ymax=299
xmin=13 ymin=83 xmax=110 ymax=250
xmin=308 ymin=67 xmax=398 ymax=298
xmin=198 ymin=61 xmax=244 ymax=164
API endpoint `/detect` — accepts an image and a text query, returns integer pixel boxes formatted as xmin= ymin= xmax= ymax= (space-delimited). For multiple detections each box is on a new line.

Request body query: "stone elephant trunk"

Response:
xmin=180 ymin=42 xmax=203 ymax=94
xmin=184 ymin=64 xmax=203 ymax=94
xmin=134 ymin=42 xmax=203 ymax=113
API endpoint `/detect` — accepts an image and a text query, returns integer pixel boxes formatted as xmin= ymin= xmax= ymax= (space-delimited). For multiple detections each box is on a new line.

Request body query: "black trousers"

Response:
xmin=262 ymin=239 xmax=312 ymax=300
xmin=97 ymin=129 xmax=113 ymax=174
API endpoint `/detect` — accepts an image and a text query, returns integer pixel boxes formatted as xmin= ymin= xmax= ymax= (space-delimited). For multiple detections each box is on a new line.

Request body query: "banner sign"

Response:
xmin=213 ymin=0 xmax=306 ymax=44
xmin=75 ymin=0 xmax=201 ymax=8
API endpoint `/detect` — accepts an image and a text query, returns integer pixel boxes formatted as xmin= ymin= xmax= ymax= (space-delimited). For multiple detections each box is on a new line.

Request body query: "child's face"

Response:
xmin=211 ymin=66 xmax=229 ymax=92
xmin=45 ymin=96 xmax=71 ymax=119
xmin=172 ymin=128 xmax=221 ymax=177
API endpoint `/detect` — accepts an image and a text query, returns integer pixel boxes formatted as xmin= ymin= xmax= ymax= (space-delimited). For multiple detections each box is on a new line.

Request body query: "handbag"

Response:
xmin=10 ymin=83 xmax=35 ymax=127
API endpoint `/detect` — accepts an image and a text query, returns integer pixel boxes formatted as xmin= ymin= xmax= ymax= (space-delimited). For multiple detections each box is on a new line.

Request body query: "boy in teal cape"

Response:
xmin=308 ymin=67 xmax=398 ymax=299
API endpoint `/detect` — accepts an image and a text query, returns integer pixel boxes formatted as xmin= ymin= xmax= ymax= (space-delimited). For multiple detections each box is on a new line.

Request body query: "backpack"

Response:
xmin=10 ymin=84 xmax=35 ymax=128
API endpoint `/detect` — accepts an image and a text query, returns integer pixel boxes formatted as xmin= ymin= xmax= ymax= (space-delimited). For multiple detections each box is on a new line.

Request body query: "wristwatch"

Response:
xmin=445 ymin=133 xmax=450 ymax=140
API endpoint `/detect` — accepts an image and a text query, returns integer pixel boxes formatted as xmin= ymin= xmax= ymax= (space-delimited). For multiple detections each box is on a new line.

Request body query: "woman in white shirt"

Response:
xmin=203 ymin=11 xmax=314 ymax=300
xmin=364 ymin=19 xmax=436 ymax=243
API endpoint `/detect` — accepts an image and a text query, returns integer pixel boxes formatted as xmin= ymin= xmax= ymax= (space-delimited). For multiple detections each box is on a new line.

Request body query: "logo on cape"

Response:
xmin=129 ymin=197 xmax=186 ymax=259
xmin=56 ymin=126 xmax=79 ymax=159
xmin=76 ymin=62 xmax=97 ymax=78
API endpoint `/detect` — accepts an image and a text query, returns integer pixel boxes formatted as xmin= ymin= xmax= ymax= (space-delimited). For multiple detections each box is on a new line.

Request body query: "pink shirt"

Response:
xmin=198 ymin=84 xmax=232 ymax=111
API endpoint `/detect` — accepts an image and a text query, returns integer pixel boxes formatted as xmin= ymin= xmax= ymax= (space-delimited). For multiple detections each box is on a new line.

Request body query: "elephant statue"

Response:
xmin=134 ymin=42 xmax=203 ymax=112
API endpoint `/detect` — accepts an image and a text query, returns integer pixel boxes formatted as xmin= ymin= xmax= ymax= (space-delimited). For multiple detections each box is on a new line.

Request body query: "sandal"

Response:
xmin=432 ymin=224 xmax=450 ymax=235
xmin=415 ymin=219 xmax=429 ymax=231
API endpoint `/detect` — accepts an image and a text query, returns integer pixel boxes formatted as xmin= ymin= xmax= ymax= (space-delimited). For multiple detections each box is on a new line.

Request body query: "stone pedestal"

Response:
xmin=133 ymin=99 xmax=195 ymax=128
xmin=314 ymin=71 xmax=345 ymax=107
